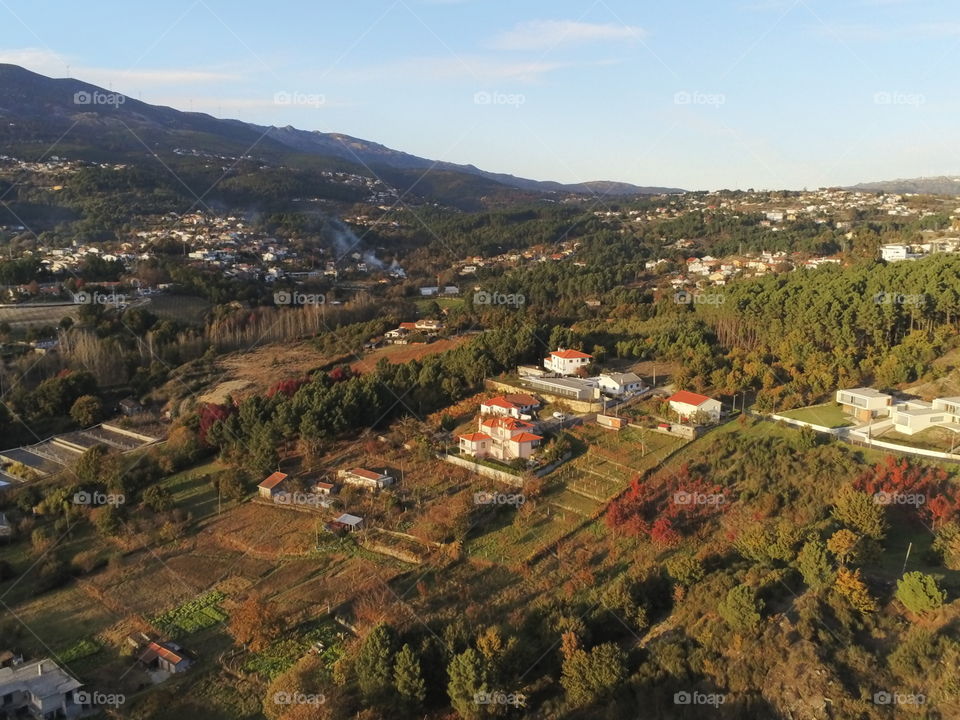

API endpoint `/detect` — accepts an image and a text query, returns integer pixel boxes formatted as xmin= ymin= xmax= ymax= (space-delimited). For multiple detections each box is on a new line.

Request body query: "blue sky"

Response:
xmin=2 ymin=0 xmax=959 ymax=190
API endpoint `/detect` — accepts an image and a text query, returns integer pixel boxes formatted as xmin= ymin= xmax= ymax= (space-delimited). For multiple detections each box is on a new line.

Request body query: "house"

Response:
xmin=139 ymin=641 xmax=193 ymax=674
xmin=338 ymin=468 xmax=394 ymax=490
xmin=880 ymin=244 xmax=924 ymax=262
xmin=667 ymin=391 xmax=722 ymax=424
xmin=596 ymin=372 xmax=645 ymax=397
xmin=385 ymin=322 xmax=419 ymax=344
xmin=836 ymin=388 xmax=892 ymax=422
xmin=414 ymin=319 xmax=444 ymax=332
xmin=544 ymin=348 xmax=593 ymax=376
xmin=257 ymin=471 xmax=288 ymax=499
xmin=330 ymin=513 xmax=363 ymax=532
xmin=312 ymin=480 xmax=337 ymax=495
xmin=458 ymin=416 xmax=542 ymax=461
xmin=0 ymin=658 xmax=83 ymax=719
xmin=118 ymin=397 xmax=144 ymax=416
xmin=891 ymin=396 xmax=960 ymax=435
xmin=480 ymin=394 xmax=540 ymax=419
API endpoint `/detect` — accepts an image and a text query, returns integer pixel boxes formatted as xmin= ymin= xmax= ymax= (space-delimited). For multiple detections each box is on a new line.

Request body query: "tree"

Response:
xmin=142 ymin=486 xmax=173 ymax=512
xmin=665 ymin=552 xmax=705 ymax=587
xmin=228 ymin=596 xmax=285 ymax=652
xmin=560 ymin=634 xmax=626 ymax=707
xmin=447 ymin=647 xmax=488 ymax=720
xmin=356 ymin=623 xmax=396 ymax=704
xmin=393 ymin=643 xmax=427 ymax=712
xmin=896 ymin=572 xmax=946 ymax=616
xmin=835 ymin=567 xmax=877 ymax=613
xmin=833 ymin=485 xmax=887 ymax=540
xmin=826 ymin=529 xmax=861 ymax=567
xmin=718 ymin=585 xmax=763 ymax=631
xmin=70 ymin=395 xmax=103 ymax=427
xmin=797 ymin=539 xmax=833 ymax=590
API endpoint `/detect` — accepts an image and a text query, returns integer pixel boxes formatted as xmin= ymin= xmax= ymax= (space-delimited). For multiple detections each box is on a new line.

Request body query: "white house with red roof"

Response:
xmin=544 ymin=348 xmax=593 ymax=376
xmin=667 ymin=390 xmax=722 ymax=423
xmin=257 ymin=471 xmax=288 ymax=499
xmin=458 ymin=415 xmax=542 ymax=461
xmin=480 ymin=394 xmax=541 ymax=419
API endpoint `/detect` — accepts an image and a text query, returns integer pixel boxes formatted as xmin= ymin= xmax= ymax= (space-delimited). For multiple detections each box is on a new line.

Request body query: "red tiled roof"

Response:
xmin=510 ymin=432 xmax=542 ymax=443
xmin=550 ymin=349 xmax=592 ymax=360
xmin=348 ymin=467 xmax=386 ymax=481
xmin=459 ymin=432 xmax=491 ymax=442
xmin=483 ymin=397 xmax=517 ymax=409
xmin=668 ymin=390 xmax=714 ymax=407
xmin=144 ymin=642 xmax=185 ymax=665
xmin=314 ymin=481 xmax=335 ymax=490
xmin=399 ymin=322 xmax=417 ymax=330
xmin=258 ymin=471 xmax=288 ymax=490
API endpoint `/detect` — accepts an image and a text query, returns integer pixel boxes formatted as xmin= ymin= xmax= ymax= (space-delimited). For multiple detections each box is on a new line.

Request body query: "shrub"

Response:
xmin=896 ymin=572 xmax=946 ymax=616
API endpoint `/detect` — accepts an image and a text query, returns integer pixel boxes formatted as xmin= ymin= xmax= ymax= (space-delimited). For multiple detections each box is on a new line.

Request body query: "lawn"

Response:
xmin=778 ymin=403 xmax=854 ymax=428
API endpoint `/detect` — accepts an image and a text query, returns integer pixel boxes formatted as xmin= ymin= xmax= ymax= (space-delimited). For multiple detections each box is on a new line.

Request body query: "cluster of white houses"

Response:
xmin=519 ymin=350 xmax=646 ymax=401
xmin=836 ymin=387 xmax=960 ymax=435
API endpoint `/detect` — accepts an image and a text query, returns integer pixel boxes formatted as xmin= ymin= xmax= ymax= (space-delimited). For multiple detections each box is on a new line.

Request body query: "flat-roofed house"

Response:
xmin=836 ymin=388 xmax=892 ymax=422
xmin=0 ymin=658 xmax=83 ymax=719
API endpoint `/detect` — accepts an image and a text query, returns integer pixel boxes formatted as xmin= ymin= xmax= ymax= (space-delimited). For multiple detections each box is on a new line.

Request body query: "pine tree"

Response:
xmin=797 ymin=539 xmax=834 ymax=590
xmin=719 ymin=585 xmax=763 ymax=631
xmin=447 ymin=648 xmax=488 ymax=720
xmin=896 ymin=571 xmax=946 ymax=616
xmin=357 ymin=623 xmax=396 ymax=703
xmin=393 ymin=643 xmax=427 ymax=711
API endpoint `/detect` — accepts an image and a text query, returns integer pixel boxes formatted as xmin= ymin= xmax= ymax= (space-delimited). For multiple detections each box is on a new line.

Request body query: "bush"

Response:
xmin=896 ymin=572 xmax=946 ymax=616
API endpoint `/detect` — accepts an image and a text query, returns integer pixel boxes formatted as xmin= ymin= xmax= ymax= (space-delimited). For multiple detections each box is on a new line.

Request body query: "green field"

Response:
xmin=779 ymin=403 xmax=854 ymax=428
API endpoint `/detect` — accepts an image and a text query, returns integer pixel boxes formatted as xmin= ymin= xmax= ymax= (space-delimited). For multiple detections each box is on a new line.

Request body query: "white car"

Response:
xmin=552 ymin=412 xmax=568 ymax=421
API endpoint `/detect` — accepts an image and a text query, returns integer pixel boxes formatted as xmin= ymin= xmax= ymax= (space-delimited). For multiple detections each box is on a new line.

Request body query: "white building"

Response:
xmin=596 ymin=372 xmax=645 ymax=397
xmin=667 ymin=390 xmax=722 ymax=424
xmin=836 ymin=388 xmax=893 ymax=422
xmin=544 ymin=349 xmax=593 ymax=376
xmin=880 ymin=244 xmax=924 ymax=262
xmin=0 ymin=659 xmax=83 ymax=719
xmin=891 ymin=396 xmax=960 ymax=435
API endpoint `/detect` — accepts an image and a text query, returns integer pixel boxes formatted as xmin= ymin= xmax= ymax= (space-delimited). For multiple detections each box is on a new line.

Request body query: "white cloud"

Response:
xmin=337 ymin=55 xmax=594 ymax=84
xmin=491 ymin=20 xmax=646 ymax=51
xmin=0 ymin=48 xmax=239 ymax=88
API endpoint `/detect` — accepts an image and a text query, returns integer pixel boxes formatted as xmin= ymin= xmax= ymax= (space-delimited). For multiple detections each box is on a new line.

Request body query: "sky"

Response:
xmin=1 ymin=0 xmax=959 ymax=191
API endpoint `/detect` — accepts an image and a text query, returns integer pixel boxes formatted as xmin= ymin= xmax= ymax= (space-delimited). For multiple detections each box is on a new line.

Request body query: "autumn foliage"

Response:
xmin=606 ymin=463 xmax=728 ymax=546
xmin=855 ymin=455 xmax=960 ymax=528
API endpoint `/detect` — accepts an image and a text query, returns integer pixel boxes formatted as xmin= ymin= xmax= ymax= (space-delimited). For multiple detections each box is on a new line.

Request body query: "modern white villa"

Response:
xmin=836 ymin=387 xmax=960 ymax=435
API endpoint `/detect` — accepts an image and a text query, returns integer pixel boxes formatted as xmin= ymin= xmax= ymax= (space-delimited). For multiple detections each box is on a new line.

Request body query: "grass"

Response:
xmin=778 ymin=403 xmax=854 ymax=428
xmin=159 ymin=460 xmax=232 ymax=519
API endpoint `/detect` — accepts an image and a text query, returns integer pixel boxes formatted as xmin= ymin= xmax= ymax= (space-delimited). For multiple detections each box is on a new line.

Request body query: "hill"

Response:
xmin=848 ymin=175 xmax=960 ymax=195
xmin=0 ymin=63 xmax=683 ymax=208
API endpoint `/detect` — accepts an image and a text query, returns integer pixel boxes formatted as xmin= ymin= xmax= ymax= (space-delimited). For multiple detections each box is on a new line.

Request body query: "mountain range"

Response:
xmin=0 ymin=64 xmax=682 ymax=205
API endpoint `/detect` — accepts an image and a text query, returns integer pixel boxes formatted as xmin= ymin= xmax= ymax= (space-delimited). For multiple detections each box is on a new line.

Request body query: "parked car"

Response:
xmin=553 ymin=412 xmax=568 ymax=421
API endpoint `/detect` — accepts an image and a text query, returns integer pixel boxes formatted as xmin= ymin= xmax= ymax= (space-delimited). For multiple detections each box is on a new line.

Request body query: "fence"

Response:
xmin=440 ymin=453 xmax=524 ymax=487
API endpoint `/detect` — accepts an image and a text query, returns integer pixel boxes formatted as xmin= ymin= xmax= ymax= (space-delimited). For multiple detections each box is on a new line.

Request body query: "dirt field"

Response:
xmin=216 ymin=341 xmax=334 ymax=395
xmin=0 ymin=303 xmax=78 ymax=328
xmin=350 ymin=335 xmax=471 ymax=374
